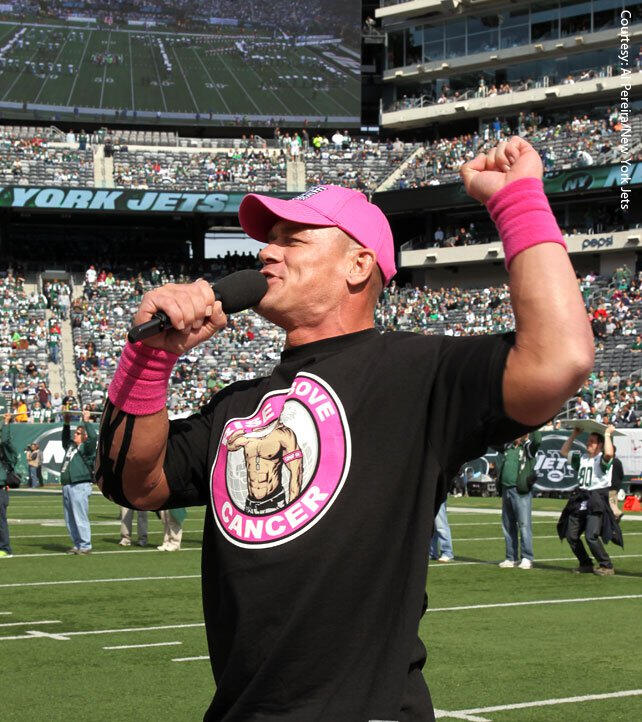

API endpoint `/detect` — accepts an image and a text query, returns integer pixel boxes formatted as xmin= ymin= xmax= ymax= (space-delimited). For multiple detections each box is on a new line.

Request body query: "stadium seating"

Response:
xmin=71 ymin=262 xmax=284 ymax=415
xmin=0 ymin=267 xmax=57 ymax=420
xmin=112 ymin=147 xmax=287 ymax=193
xmin=304 ymin=136 xmax=420 ymax=191
xmin=395 ymin=110 xmax=642 ymax=190
xmin=0 ymin=129 xmax=94 ymax=187
xmin=65 ymin=263 xmax=642 ymax=426
xmin=1 ymin=109 xmax=638 ymax=197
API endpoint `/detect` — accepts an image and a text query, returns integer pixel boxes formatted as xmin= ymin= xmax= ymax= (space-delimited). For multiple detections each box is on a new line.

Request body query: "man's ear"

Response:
xmin=347 ymin=248 xmax=377 ymax=288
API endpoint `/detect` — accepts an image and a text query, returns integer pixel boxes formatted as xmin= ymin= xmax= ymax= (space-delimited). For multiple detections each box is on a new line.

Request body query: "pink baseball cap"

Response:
xmin=238 ymin=184 xmax=396 ymax=285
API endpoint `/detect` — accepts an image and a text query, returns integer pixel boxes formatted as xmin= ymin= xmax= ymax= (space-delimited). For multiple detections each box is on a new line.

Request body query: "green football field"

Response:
xmin=0 ymin=21 xmax=360 ymax=123
xmin=2 ymin=491 xmax=641 ymax=721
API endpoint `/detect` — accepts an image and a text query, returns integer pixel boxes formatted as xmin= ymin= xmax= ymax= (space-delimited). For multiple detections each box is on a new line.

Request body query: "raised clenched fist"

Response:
xmin=460 ymin=136 xmax=543 ymax=205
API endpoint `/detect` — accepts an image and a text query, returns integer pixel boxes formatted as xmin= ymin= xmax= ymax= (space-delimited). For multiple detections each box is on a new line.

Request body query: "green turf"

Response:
xmin=2 ymin=489 xmax=641 ymax=720
xmin=0 ymin=22 xmax=360 ymax=122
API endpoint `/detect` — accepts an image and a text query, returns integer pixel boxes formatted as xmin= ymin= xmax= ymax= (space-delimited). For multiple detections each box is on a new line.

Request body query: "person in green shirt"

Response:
xmin=60 ymin=409 xmax=97 ymax=554
xmin=495 ymin=430 xmax=542 ymax=569
xmin=0 ymin=413 xmax=18 ymax=557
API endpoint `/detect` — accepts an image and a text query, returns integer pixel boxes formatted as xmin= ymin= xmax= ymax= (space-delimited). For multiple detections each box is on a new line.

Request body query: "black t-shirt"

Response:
xmin=162 ymin=329 xmax=532 ymax=721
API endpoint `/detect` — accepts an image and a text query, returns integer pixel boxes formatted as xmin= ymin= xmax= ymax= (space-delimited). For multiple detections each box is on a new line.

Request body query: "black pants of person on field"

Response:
xmin=566 ymin=510 xmax=612 ymax=568
xmin=0 ymin=488 xmax=11 ymax=554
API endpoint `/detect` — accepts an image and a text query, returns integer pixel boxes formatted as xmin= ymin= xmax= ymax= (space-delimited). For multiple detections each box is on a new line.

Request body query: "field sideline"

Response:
xmin=2 ymin=490 xmax=641 ymax=720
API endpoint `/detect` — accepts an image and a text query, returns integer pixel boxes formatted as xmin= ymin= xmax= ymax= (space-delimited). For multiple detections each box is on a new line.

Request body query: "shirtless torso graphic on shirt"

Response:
xmin=226 ymin=421 xmax=303 ymax=503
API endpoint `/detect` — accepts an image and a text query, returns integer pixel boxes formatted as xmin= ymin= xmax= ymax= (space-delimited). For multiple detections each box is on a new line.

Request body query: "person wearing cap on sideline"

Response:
xmin=96 ymin=136 xmax=594 ymax=720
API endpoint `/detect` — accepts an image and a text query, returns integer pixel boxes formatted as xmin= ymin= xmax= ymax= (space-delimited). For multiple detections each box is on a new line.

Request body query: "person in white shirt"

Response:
xmin=558 ymin=425 xmax=621 ymax=575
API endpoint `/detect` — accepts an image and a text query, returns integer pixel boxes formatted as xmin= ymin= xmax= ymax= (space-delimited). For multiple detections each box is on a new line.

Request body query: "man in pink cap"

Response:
xmin=97 ymin=137 xmax=593 ymax=720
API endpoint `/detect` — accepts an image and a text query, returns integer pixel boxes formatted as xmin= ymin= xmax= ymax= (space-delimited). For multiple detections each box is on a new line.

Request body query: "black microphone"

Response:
xmin=127 ymin=269 xmax=268 ymax=343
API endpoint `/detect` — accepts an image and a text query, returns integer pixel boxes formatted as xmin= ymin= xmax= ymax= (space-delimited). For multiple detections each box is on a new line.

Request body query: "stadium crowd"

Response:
xmin=1 ymin=104 xmax=637 ymax=196
xmin=7 ymin=0 xmax=359 ymax=43
xmin=396 ymin=107 xmax=641 ymax=190
xmin=0 ymin=129 xmax=94 ymax=187
xmin=57 ymin=265 xmax=638 ymax=425
xmin=3 ymin=255 xmax=641 ymax=426
xmin=0 ymin=268 xmax=65 ymax=422
xmin=113 ymin=147 xmax=287 ymax=192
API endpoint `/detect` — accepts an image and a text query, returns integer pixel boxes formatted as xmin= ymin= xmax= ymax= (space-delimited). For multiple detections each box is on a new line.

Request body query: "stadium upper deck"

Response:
xmin=377 ymin=0 xmax=641 ymax=129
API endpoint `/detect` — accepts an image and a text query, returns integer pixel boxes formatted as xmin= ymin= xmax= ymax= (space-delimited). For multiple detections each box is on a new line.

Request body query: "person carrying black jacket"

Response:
xmin=558 ymin=425 xmax=622 ymax=575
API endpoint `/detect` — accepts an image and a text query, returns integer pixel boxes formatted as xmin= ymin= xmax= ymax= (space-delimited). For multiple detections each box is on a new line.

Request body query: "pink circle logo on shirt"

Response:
xmin=210 ymin=373 xmax=351 ymax=548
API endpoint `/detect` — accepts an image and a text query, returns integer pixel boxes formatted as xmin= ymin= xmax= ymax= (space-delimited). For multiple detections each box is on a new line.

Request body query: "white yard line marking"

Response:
xmin=148 ymin=35 xmax=168 ymax=111
xmin=435 ymin=711 xmax=489 ymax=722
xmin=171 ymin=44 xmax=198 ymax=111
xmin=66 ymin=28 xmax=93 ymax=105
xmin=7 ymin=547 xmax=201 ymax=559
xmin=172 ymin=655 xmax=209 ymax=662
xmin=454 ymin=533 xmax=642 ymax=542
xmin=192 ymin=48 xmax=230 ymax=112
xmin=218 ymin=53 xmax=261 ymax=113
xmin=0 ymin=620 xmax=60 ymax=628
xmin=438 ymin=688 xmax=642 ymax=718
xmin=449 ymin=507 xmax=642 ymax=521
xmin=428 ymin=594 xmax=642 ymax=613
xmin=24 ymin=630 xmax=72 ymax=641
xmin=1 ymin=37 xmax=40 ymax=101
xmin=98 ymin=29 xmax=113 ymax=108
xmin=10 ymin=531 xmax=199 ymax=539
xmin=0 ymin=622 xmax=204 ymax=642
xmin=429 ymin=553 xmax=642 ymax=568
xmin=449 ymin=521 xmax=551 ymax=526
xmin=103 ymin=641 xmax=182 ymax=650
xmin=0 ymin=612 xmax=12 ymax=615
xmin=128 ymin=32 xmax=135 ymax=110
xmin=0 ymin=573 xmax=200 ymax=589
xmin=33 ymin=30 xmax=72 ymax=103
xmin=449 ymin=507 xmax=560 ymax=516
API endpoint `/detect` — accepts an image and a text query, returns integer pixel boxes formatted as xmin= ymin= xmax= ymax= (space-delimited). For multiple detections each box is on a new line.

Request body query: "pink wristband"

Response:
xmin=486 ymin=177 xmax=566 ymax=270
xmin=108 ymin=341 xmax=179 ymax=415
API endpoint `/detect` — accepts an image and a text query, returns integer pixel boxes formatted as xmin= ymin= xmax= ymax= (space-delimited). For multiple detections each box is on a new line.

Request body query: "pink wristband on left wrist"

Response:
xmin=486 ymin=177 xmax=567 ymax=270
xmin=108 ymin=341 xmax=179 ymax=416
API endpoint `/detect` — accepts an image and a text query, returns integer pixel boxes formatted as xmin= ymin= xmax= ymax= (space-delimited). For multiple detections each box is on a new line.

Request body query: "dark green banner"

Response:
xmin=0 ymin=186 xmax=296 ymax=215
xmin=7 ymin=424 xmax=633 ymax=491
xmin=543 ymin=161 xmax=642 ymax=194
xmin=458 ymin=430 xmax=637 ymax=493
xmin=6 ymin=423 xmax=98 ymax=484
xmin=1 ymin=163 xmax=637 ymax=218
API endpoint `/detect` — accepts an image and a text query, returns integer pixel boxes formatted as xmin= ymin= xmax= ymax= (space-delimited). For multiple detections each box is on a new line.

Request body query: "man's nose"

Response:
xmin=259 ymin=243 xmax=282 ymax=265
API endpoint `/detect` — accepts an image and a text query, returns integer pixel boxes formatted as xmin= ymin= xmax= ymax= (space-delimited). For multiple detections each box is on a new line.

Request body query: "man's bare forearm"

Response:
xmin=560 ymin=432 xmax=577 ymax=459
xmin=503 ymin=244 xmax=594 ymax=425
xmin=459 ymin=138 xmax=594 ymax=427
xmin=603 ymin=426 xmax=614 ymax=462
xmin=96 ymin=403 xmax=171 ymax=510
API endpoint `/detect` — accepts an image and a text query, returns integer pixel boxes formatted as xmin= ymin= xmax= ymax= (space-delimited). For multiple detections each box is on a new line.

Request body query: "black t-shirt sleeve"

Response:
xmin=161 ymin=378 xmax=263 ymax=509
xmin=429 ymin=332 xmax=538 ymax=476
xmin=161 ymin=407 xmax=215 ymax=509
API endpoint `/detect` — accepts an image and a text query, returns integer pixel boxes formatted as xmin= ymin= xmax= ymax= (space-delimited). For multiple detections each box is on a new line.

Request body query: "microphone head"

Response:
xmin=215 ymin=269 xmax=268 ymax=315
